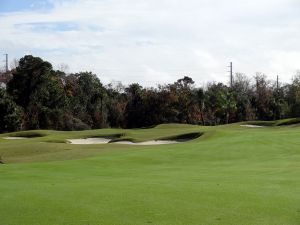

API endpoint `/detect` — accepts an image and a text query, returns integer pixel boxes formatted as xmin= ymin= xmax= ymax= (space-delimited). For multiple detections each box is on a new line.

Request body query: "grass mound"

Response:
xmin=7 ymin=131 xmax=47 ymax=138
xmin=243 ymin=121 xmax=275 ymax=126
xmin=84 ymin=133 xmax=124 ymax=140
xmin=243 ymin=118 xmax=300 ymax=127
xmin=275 ymin=118 xmax=300 ymax=126
xmin=108 ymin=138 xmax=136 ymax=143
xmin=159 ymin=132 xmax=203 ymax=141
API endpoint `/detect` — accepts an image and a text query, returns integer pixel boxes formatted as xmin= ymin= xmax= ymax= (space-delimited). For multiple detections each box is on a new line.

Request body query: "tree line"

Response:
xmin=0 ymin=55 xmax=300 ymax=132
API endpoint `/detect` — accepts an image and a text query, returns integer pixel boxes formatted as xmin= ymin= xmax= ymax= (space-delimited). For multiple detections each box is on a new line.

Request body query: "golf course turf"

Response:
xmin=0 ymin=122 xmax=299 ymax=225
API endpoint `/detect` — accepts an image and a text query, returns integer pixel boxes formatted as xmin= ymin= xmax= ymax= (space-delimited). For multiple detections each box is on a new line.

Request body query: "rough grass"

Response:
xmin=5 ymin=130 xmax=48 ymax=138
xmin=243 ymin=117 xmax=300 ymax=127
xmin=0 ymin=122 xmax=300 ymax=225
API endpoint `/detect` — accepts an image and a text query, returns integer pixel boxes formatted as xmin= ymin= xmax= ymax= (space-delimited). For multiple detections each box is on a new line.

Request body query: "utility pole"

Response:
xmin=4 ymin=54 xmax=8 ymax=72
xmin=228 ymin=62 xmax=233 ymax=87
xmin=276 ymin=75 xmax=279 ymax=90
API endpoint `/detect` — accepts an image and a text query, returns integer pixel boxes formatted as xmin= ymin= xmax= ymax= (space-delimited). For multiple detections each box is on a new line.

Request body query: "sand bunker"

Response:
xmin=67 ymin=132 xmax=202 ymax=145
xmin=67 ymin=138 xmax=111 ymax=145
xmin=67 ymin=138 xmax=180 ymax=145
xmin=112 ymin=140 xmax=180 ymax=145
xmin=240 ymin=125 xmax=265 ymax=128
xmin=3 ymin=137 xmax=28 ymax=140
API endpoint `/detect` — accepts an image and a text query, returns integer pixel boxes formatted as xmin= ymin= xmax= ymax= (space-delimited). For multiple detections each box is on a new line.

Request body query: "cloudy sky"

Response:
xmin=0 ymin=0 xmax=300 ymax=86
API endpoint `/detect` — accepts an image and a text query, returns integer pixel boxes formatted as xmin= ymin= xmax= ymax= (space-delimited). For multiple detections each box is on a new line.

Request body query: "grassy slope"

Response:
xmin=0 ymin=123 xmax=300 ymax=225
xmin=0 ymin=124 xmax=205 ymax=164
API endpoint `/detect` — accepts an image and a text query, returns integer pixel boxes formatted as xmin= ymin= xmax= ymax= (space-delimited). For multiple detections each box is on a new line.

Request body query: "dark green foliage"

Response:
xmin=286 ymin=75 xmax=300 ymax=117
xmin=124 ymin=83 xmax=145 ymax=128
xmin=105 ymin=85 xmax=126 ymax=128
xmin=65 ymin=72 xmax=106 ymax=128
xmin=276 ymin=118 xmax=300 ymax=126
xmin=7 ymin=55 xmax=53 ymax=108
xmin=173 ymin=76 xmax=196 ymax=124
xmin=10 ymin=131 xmax=46 ymax=138
xmin=253 ymin=74 xmax=274 ymax=120
xmin=0 ymin=88 xmax=22 ymax=132
xmin=7 ymin=55 xmax=67 ymax=130
xmin=63 ymin=115 xmax=91 ymax=131
xmin=204 ymin=83 xmax=236 ymax=125
xmin=2 ymin=55 xmax=300 ymax=132
xmin=231 ymin=73 xmax=254 ymax=121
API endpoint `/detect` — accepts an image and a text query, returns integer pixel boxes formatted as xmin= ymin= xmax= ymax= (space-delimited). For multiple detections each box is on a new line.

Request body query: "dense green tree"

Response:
xmin=232 ymin=73 xmax=255 ymax=121
xmin=106 ymin=82 xmax=127 ymax=128
xmin=66 ymin=72 xmax=106 ymax=128
xmin=253 ymin=74 xmax=274 ymax=120
xmin=7 ymin=55 xmax=67 ymax=129
xmin=286 ymin=74 xmax=300 ymax=117
xmin=205 ymin=83 xmax=230 ymax=125
xmin=124 ymin=83 xmax=145 ymax=128
xmin=7 ymin=55 xmax=53 ymax=108
xmin=173 ymin=76 xmax=196 ymax=123
xmin=270 ymin=81 xmax=288 ymax=120
xmin=195 ymin=88 xmax=205 ymax=125
xmin=2 ymin=55 xmax=300 ymax=131
xmin=0 ymin=88 xmax=22 ymax=132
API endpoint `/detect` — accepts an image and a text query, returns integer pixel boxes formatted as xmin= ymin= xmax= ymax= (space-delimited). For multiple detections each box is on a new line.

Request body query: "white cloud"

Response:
xmin=1 ymin=0 xmax=300 ymax=86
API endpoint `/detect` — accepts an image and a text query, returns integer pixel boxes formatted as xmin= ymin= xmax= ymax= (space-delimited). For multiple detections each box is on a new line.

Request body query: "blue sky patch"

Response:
xmin=0 ymin=0 xmax=53 ymax=13
xmin=15 ymin=22 xmax=80 ymax=32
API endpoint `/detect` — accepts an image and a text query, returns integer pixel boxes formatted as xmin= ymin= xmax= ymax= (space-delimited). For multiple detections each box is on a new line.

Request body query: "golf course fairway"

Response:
xmin=0 ymin=122 xmax=299 ymax=225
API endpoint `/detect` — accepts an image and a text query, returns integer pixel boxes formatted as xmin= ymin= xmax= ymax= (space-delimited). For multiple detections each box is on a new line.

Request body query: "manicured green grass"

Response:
xmin=0 ymin=122 xmax=300 ymax=225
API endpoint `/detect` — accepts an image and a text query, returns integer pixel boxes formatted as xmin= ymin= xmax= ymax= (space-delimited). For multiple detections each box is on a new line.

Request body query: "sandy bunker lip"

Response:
xmin=112 ymin=140 xmax=180 ymax=145
xmin=3 ymin=137 xmax=29 ymax=140
xmin=240 ymin=125 xmax=265 ymax=128
xmin=2 ymin=132 xmax=46 ymax=140
xmin=67 ymin=138 xmax=180 ymax=145
xmin=67 ymin=138 xmax=112 ymax=145
xmin=67 ymin=132 xmax=202 ymax=145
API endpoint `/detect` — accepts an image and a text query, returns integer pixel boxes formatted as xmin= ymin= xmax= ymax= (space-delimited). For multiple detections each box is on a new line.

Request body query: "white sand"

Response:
xmin=3 ymin=137 xmax=28 ymax=140
xmin=240 ymin=125 xmax=265 ymax=128
xmin=66 ymin=138 xmax=181 ymax=145
xmin=67 ymin=138 xmax=112 ymax=145
xmin=112 ymin=140 xmax=180 ymax=145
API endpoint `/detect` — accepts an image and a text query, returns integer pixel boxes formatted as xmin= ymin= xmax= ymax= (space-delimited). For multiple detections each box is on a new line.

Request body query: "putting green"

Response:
xmin=0 ymin=122 xmax=299 ymax=225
